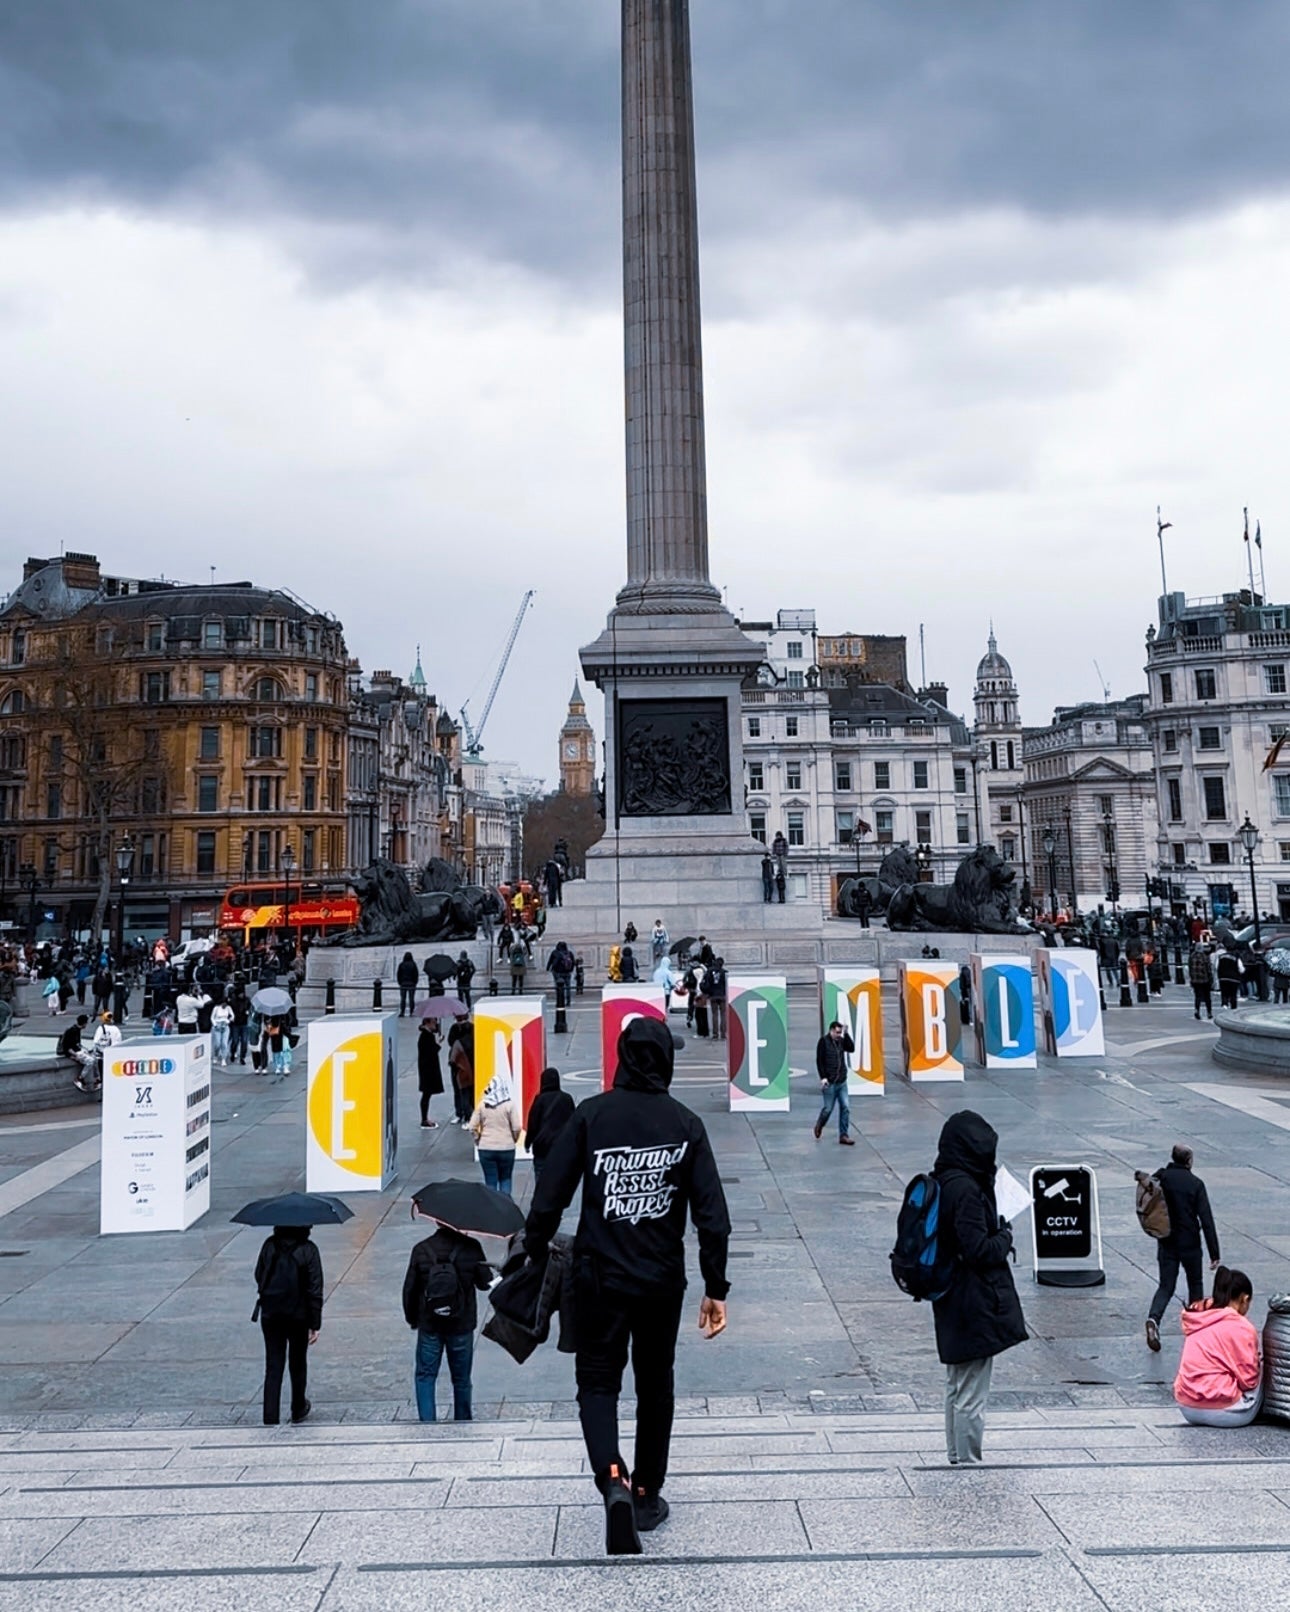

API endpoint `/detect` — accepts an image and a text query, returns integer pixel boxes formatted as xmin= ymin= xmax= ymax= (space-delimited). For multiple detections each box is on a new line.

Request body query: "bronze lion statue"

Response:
xmin=886 ymin=846 xmax=1030 ymax=934
xmin=315 ymin=857 xmax=504 ymax=947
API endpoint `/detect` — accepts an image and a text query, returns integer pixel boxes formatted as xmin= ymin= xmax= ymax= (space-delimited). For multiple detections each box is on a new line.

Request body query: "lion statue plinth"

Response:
xmin=837 ymin=845 xmax=921 ymax=919
xmin=886 ymin=846 xmax=1030 ymax=935
xmin=314 ymin=858 xmax=504 ymax=947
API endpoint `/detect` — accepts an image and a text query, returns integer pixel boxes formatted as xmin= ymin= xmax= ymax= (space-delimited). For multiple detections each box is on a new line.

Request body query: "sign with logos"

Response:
xmin=818 ymin=967 xmax=884 ymax=1095
xmin=897 ymin=961 xmax=963 ymax=1081
xmin=970 ymin=954 xmax=1037 ymax=1069
xmin=601 ymin=984 xmax=667 ymax=1092
xmin=1036 ymin=948 xmax=1105 ymax=1058
xmin=100 ymin=1034 xmax=212 ymax=1235
xmin=306 ymin=1015 xmax=398 ymax=1193
xmin=728 ymin=975 xmax=790 ymax=1111
xmin=474 ymin=997 xmax=546 ymax=1155
xmin=1029 ymin=1164 xmax=1105 ymax=1286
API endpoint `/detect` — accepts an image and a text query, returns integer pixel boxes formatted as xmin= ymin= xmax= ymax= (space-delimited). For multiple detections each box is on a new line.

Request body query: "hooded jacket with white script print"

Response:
xmin=524 ymin=1019 xmax=731 ymax=1300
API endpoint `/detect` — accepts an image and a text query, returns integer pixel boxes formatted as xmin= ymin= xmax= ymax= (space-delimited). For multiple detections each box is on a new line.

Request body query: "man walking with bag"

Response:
xmin=1145 ymin=1143 xmax=1220 ymax=1352
xmin=523 ymin=1017 xmax=730 ymax=1555
xmin=814 ymin=1020 xmax=856 ymax=1145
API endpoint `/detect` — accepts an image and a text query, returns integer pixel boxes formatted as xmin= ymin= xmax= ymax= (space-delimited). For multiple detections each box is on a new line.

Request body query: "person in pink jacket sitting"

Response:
xmin=1174 ymin=1266 xmax=1263 ymax=1426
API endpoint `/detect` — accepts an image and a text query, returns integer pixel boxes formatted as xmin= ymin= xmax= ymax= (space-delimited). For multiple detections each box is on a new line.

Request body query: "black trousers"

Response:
xmin=1149 ymin=1243 xmax=1205 ymax=1324
xmin=575 ymin=1280 xmax=684 ymax=1496
xmin=399 ymin=985 xmax=416 ymax=1015
xmin=262 ymin=1317 xmax=309 ymax=1423
xmin=1192 ymin=986 xmax=1213 ymax=1017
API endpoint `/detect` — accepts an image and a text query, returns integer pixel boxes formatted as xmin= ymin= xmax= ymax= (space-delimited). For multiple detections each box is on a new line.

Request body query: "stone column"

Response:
xmin=619 ymin=0 xmax=721 ymax=611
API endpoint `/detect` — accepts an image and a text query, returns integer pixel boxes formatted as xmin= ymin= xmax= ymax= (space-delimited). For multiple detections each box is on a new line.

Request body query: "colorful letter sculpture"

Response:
xmin=818 ymin=967 xmax=884 ymax=1095
xmin=970 ymin=954 xmax=1037 ymax=1069
xmin=473 ymin=997 xmax=547 ymax=1154
xmin=100 ymin=1034 xmax=212 ymax=1234
xmin=601 ymin=984 xmax=668 ymax=1091
xmin=897 ymin=960 xmax=963 ymax=1081
xmin=728 ymin=975 xmax=790 ymax=1111
xmin=1036 ymin=948 xmax=1105 ymax=1058
xmin=306 ymin=1015 xmax=398 ymax=1192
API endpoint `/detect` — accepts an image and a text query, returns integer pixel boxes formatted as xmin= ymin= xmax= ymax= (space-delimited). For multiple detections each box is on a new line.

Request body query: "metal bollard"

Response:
xmin=553 ymin=1004 xmax=568 ymax=1035
xmin=574 ymin=958 xmax=585 ymax=995
xmin=1119 ymin=958 xmax=1133 ymax=1008
xmin=1136 ymin=965 xmax=1150 ymax=1004
xmin=373 ymin=979 xmax=383 ymax=1011
xmin=1174 ymin=944 xmax=1185 ymax=985
xmin=488 ymin=976 xmax=500 ymax=997
xmin=325 ymin=979 xmax=336 ymax=1015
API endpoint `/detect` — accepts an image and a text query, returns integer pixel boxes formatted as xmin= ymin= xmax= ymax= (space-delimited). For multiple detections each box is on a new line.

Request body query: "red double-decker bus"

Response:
xmin=219 ymin=881 xmax=360 ymax=939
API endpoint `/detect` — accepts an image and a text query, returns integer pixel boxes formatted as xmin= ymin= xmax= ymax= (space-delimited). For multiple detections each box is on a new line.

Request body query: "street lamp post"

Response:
xmin=113 ymin=835 xmax=135 ymax=964
xmin=1041 ymin=825 xmax=1057 ymax=919
xmin=280 ymin=845 xmax=296 ymax=956
xmin=1064 ymin=808 xmax=1078 ymax=920
xmin=20 ymin=862 xmax=37 ymax=943
xmin=1238 ymin=814 xmax=1261 ymax=948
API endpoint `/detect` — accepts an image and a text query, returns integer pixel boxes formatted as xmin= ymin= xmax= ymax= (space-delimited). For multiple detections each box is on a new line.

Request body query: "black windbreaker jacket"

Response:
xmin=524 ymin=1023 xmax=731 ymax=1301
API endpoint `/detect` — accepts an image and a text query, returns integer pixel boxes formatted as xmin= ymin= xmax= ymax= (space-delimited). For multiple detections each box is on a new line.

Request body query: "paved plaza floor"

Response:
xmin=2 ymin=983 xmax=1289 ymax=1603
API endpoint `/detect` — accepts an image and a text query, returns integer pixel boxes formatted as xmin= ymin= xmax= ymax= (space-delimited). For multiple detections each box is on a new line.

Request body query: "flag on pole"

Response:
xmin=1264 ymin=731 xmax=1288 ymax=772
xmin=1244 ymin=508 xmax=1250 ymax=542
xmin=1256 ymin=522 xmax=1263 ymax=549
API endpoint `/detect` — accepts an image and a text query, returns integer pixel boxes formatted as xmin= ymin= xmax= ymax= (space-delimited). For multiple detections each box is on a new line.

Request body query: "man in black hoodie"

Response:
xmin=1145 ymin=1143 xmax=1220 ymax=1351
xmin=930 ymin=1111 xmax=1027 ymax=1465
xmin=525 ymin=1068 xmax=575 ymax=1183
xmin=524 ymin=1017 xmax=731 ymax=1555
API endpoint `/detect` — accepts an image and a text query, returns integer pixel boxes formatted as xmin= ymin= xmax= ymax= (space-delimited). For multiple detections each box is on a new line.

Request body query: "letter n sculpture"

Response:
xmin=728 ymin=974 xmax=790 ymax=1111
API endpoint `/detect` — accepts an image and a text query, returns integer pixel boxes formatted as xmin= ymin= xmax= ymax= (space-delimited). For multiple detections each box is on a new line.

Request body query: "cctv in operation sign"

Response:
xmin=1028 ymin=1164 xmax=1105 ymax=1287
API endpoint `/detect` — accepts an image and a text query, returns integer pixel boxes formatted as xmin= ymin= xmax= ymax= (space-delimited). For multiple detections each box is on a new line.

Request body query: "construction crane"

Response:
xmin=459 ymin=589 xmax=535 ymax=758
xmin=1093 ymin=660 xmax=1111 ymax=702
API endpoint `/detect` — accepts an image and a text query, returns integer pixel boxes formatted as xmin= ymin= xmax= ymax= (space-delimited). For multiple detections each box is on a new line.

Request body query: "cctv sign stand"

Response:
xmin=1028 ymin=1165 xmax=1105 ymax=1287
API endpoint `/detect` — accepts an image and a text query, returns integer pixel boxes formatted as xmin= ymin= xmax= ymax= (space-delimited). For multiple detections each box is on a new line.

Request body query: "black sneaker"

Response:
xmin=291 ymin=1399 xmax=311 ymax=1424
xmin=604 ymin=1464 xmax=641 ymax=1555
xmin=1145 ymin=1318 xmax=1161 ymax=1353
xmin=634 ymin=1488 xmax=670 ymax=1532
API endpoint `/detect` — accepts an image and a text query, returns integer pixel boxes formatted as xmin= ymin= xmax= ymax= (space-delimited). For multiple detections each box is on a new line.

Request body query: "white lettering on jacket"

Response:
xmin=592 ymin=1142 xmax=689 ymax=1225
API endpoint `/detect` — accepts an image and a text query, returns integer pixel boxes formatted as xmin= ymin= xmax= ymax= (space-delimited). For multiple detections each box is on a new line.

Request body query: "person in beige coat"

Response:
xmin=470 ymin=1075 xmax=523 ymax=1196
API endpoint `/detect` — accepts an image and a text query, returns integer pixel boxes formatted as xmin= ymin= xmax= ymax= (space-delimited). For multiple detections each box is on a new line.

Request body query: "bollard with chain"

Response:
xmin=325 ymin=978 xmax=335 ymax=1015
xmin=1119 ymin=957 xmax=1133 ymax=1007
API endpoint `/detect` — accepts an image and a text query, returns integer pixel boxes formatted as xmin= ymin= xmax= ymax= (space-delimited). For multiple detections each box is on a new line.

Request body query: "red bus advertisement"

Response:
xmin=219 ymin=881 xmax=359 ymax=938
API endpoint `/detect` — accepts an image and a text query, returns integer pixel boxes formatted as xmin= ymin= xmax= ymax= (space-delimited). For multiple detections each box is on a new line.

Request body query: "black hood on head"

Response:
xmin=613 ymin=1016 xmax=674 ymax=1093
xmin=934 ymin=1110 xmax=999 ymax=1182
xmin=539 ymin=1067 xmax=562 ymax=1093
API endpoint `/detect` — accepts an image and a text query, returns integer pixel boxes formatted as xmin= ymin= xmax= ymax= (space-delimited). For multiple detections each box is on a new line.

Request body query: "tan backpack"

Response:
xmin=1134 ymin=1170 xmax=1171 ymax=1239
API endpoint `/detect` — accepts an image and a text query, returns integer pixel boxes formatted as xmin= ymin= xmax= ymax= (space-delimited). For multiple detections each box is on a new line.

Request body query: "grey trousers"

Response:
xmin=945 ymin=1356 xmax=993 ymax=1464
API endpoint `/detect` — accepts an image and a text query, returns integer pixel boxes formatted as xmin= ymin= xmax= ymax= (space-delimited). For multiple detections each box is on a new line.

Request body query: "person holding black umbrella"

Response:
xmin=253 ymin=1224 xmax=324 ymax=1425
xmin=402 ymin=1218 xmax=494 ymax=1421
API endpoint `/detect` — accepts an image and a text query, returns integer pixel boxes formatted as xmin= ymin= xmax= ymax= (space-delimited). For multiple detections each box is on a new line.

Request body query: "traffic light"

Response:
xmin=1106 ymin=880 xmax=1120 ymax=904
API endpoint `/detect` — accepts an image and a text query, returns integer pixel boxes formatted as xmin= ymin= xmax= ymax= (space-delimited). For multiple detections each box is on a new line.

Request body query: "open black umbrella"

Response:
xmin=411 ymin=1178 xmax=525 ymax=1239
xmin=422 ymin=953 xmax=459 ymax=982
xmin=232 ymin=1192 xmax=354 ymax=1227
xmin=669 ymin=935 xmax=699 ymax=958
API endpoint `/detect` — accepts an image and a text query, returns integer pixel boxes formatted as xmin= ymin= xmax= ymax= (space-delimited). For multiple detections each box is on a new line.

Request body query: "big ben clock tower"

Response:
xmin=558 ymin=679 xmax=596 ymax=796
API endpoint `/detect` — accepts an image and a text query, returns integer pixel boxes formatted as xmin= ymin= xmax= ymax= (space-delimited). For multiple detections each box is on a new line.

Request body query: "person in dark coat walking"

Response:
xmin=455 ymin=951 xmax=475 ymax=1010
xmin=1215 ymin=948 xmax=1242 ymax=1011
xmin=525 ymin=1067 xmax=575 ymax=1182
xmin=930 ymin=1111 xmax=1028 ymax=1465
xmin=253 ymin=1226 xmax=324 ymax=1426
xmin=524 ymin=1017 xmax=731 ymax=1555
xmin=813 ymin=1021 xmax=856 ymax=1144
xmin=417 ymin=1018 xmax=444 ymax=1128
xmin=1146 ymin=1143 xmax=1221 ymax=1351
xmin=402 ymin=1222 xmax=493 ymax=1421
xmin=396 ymin=952 xmax=419 ymax=1016
xmin=1188 ymin=942 xmax=1214 ymax=1020
xmin=447 ymin=1021 xmax=475 ymax=1125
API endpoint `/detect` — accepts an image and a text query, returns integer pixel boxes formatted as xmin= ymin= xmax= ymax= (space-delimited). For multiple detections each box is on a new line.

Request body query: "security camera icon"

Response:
xmin=1040 ymin=1177 xmax=1082 ymax=1205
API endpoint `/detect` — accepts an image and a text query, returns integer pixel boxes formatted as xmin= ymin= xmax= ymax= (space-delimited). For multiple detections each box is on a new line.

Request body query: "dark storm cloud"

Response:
xmin=2 ymin=0 xmax=1289 ymax=281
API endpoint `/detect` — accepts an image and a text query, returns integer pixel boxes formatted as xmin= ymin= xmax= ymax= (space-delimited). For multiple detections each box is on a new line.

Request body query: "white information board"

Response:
xmin=100 ymin=1034 xmax=212 ymax=1235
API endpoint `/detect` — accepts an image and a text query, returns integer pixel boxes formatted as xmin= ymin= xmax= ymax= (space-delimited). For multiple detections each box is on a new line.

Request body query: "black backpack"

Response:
xmin=256 ymin=1243 xmax=304 ymax=1321
xmin=890 ymin=1174 xmax=956 ymax=1301
xmin=421 ymin=1249 xmax=467 ymax=1329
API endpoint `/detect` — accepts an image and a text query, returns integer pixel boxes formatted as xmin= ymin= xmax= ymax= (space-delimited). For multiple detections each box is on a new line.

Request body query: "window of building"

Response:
xmin=876 ymin=809 xmax=894 ymax=844
xmin=875 ymin=761 xmax=890 ymax=791
xmin=787 ymin=810 xmax=805 ymax=847
xmin=258 ymin=619 xmax=280 ymax=651
xmin=43 ymin=836 xmax=58 ymax=877
xmin=954 ymin=767 xmax=967 ymax=794
xmin=202 ymin=620 xmax=223 ymax=649
xmin=302 ymin=828 xmax=316 ymax=872
xmin=957 ymin=812 xmax=970 ymax=844
xmin=47 ymin=734 xmax=61 ymax=770
xmin=304 ymin=726 xmax=318 ymax=761
xmin=786 ymin=641 xmax=803 ymax=659
xmin=1 ymin=690 xmax=26 ymax=716
xmin=1102 ymin=823 xmax=1117 ymax=855
xmin=747 ymin=717 xmax=761 ymax=738
xmin=256 ymin=830 xmax=272 ymax=873
xmin=749 ymin=812 xmax=766 ymax=844
xmin=1203 ymin=776 xmax=1226 ymax=820
xmin=96 ymin=625 xmax=113 ymax=654
xmin=1163 ymin=729 xmax=1177 ymax=753
xmin=835 ymin=762 xmax=852 ymax=792
xmin=305 ymin=672 xmax=319 ymax=702
xmin=199 ymin=727 xmax=219 ymax=761
xmin=0 ymin=735 xmax=23 ymax=770
xmin=145 ymin=622 xmax=164 ymax=652
xmin=1000 ymin=836 xmax=1015 ymax=861
xmin=1280 ymin=842 xmax=1290 ymax=862
xmin=1160 ymin=672 xmax=1173 ymax=704
xmin=1198 ymin=726 xmax=1221 ymax=750
xmin=249 ymin=725 xmax=282 ymax=759
xmin=46 ymin=783 xmax=60 ymax=819
xmin=1209 ymin=842 xmax=1231 ymax=865
xmin=1274 ymin=775 xmax=1290 ymax=816
xmin=990 ymin=740 xmax=999 ymax=770
xmin=786 ymin=761 xmax=802 ymax=790
xmin=1167 ymin=777 xmax=1183 ymax=820
xmin=10 ymin=630 xmax=25 ymax=666
xmin=915 ymin=810 xmax=932 ymax=841
xmin=1195 ymin=668 xmax=1217 ymax=700
xmin=1006 ymin=740 xmax=1015 ymax=770
xmin=1098 ymin=794 xmax=1114 ymax=818
xmin=255 ymin=677 xmax=281 ymax=702
xmin=142 ymin=728 xmax=160 ymax=760
xmin=999 ymin=804 xmax=1013 ymax=822
xmin=0 ymin=786 xmax=20 ymax=822
xmin=196 ymin=831 xmax=217 ymax=876
xmin=250 ymin=776 xmax=282 ymax=813
xmin=785 ymin=716 xmax=798 ymax=737
xmin=202 ymin=669 xmax=222 ymax=699
xmin=140 ymin=776 xmax=165 ymax=814
xmin=786 ymin=669 xmax=804 ymax=689
xmin=747 ymin=761 xmax=764 ymax=791
xmin=913 ymin=760 xmax=929 ymax=789
xmin=303 ymin=774 xmax=317 ymax=811
xmin=869 ymin=718 xmax=888 ymax=735
xmin=197 ymin=775 xmax=219 ymax=813
xmin=1267 ymin=664 xmax=1287 ymax=695
xmin=836 ymin=809 xmax=855 ymax=844
xmin=142 ymin=671 xmax=171 ymax=704
xmin=1172 ymin=842 xmax=1186 ymax=866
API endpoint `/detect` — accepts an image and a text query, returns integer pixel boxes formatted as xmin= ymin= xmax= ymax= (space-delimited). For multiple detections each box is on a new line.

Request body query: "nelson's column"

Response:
xmin=575 ymin=0 xmax=777 ymax=930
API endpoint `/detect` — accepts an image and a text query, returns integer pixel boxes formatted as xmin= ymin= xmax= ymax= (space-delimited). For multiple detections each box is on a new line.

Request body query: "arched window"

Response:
xmin=0 ymin=690 xmax=25 ymax=715
xmin=1007 ymin=740 xmax=1015 ymax=770
xmin=254 ymin=676 xmax=283 ymax=703
xmin=990 ymin=740 xmax=999 ymax=770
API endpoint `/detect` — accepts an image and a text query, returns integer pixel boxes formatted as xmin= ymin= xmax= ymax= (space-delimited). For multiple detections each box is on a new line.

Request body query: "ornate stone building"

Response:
xmin=558 ymin=679 xmax=596 ymax=796
xmin=972 ymin=630 xmax=1026 ymax=875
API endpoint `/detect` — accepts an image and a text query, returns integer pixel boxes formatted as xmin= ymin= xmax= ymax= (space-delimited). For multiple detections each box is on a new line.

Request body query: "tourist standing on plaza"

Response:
xmin=761 ymin=853 xmax=774 ymax=902
xmin=508 ymin=940 xmax=528 ymax=995
xmin=396 ymin=952 xmax=419 ymax=1017
xmin=470 ymin=1074 xmax=522 ymax=1195
xmin=814 ymin=1020 xmax=856 ymax=1145
xmin=650 ymin=919 xmax=669 ymax=965
xmin=1146 ymin=1143 xmax=1221 ymax=1352
xmin=417 ymin=1017 xmax=443 ymax=1129
xmin=175 ymin=985 xmax=206 ymax=1036
xmin=210 ymin=997 xmax=233 ymax=1066
xmin=253 ymin=1225 xmax=323 ymax=1426
xmin=523 ymin=1016 xmax=730 ymax=1555
xmin=1216 ymin=947 xmax=1243 ymax=1010
xmin=1189 ymin=941 xmax=1215 ymax=1020
xmin=448 ymin=1021 xmax=475 ymax=1126
xmin=929 ymin=1111 xmax=1028 ymax=1466
xmin=228 ymin=982 xmax=250 ymax=1065
xmin=1173 ymin=1266 xmax=1263 ymax=1426
xmin=524 ymin=1067 xmax=575 ymax=1184
xmin=705 ymin=956 xmax=728 ymax=1040
xmin=547 ymin=941 xmax=576 ymax=1009
xmin=402 ymin=1220 xmax=493 ymax=1422
xmin=455 ymin=951 xmax=475 ymax=1010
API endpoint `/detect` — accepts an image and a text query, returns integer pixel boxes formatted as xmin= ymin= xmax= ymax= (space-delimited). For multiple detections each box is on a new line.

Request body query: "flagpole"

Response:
xmin=1156 ymin=506 xmax=1170 ymax=596
xmin=1245 ymin=507 xmax=1257 ymax=598
xmin=1257 ymin=521 xmax=1267 ymax=602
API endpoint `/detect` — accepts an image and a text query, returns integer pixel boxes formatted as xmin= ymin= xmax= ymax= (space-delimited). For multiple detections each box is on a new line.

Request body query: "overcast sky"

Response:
xmin=3 ymin=1 xmax=1290 ymax=779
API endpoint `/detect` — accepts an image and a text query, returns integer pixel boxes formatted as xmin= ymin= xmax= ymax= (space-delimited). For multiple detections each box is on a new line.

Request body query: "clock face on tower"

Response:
xmin=565 ymin=743 xmax=578 ymax=758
